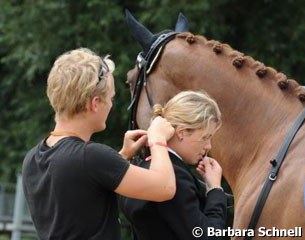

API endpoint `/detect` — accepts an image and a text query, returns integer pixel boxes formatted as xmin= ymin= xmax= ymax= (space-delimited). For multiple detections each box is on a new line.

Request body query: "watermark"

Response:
xmin=192 ymin=227 xmax=203 ymax=238
xmin=206 ymin=227 xmax=302 ymax=238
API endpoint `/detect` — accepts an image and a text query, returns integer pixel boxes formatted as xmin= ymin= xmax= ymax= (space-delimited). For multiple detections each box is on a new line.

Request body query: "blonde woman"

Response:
xmin=120 ymin=91 xmax=227 ymax=240
xmin=22 ymin=48 xmax=176 ymax=240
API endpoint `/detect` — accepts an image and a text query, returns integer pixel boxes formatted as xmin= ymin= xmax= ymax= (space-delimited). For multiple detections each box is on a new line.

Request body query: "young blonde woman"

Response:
xmin=22 ymin=48 xmax=176 ymax=240
xmin=120 ymin=91 xmax=227 ymax=240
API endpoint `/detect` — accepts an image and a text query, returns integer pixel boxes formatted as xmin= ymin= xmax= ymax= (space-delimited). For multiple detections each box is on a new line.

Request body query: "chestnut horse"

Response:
xmin=125 ymin=11 xmax=305 ymax=239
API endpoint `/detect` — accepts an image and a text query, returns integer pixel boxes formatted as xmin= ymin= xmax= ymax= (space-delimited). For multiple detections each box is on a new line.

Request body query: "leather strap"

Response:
xmin=245 ymin=108 xmax=305 ymax=240
xmin=128 ymin=32 xmax=177 ymax=130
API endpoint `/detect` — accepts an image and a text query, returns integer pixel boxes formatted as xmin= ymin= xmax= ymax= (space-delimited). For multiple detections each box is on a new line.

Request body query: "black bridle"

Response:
xmin=127 ymin=31 xmax=305 ymax=237
xmin=128 ymin=31 xmax=178 ymax=130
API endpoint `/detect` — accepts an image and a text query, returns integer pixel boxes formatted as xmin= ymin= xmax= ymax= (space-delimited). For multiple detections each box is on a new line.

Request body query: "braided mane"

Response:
xmin=177 ymin=33 xmax=305 ymax=102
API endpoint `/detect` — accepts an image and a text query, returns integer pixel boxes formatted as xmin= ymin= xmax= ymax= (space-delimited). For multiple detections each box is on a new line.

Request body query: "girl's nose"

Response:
xmin=204 ymin=140 xmax=212 ymax=151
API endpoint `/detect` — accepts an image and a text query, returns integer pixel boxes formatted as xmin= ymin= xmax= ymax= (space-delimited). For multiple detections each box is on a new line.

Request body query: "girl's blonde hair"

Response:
xmin=47 ymin=48 xmax=115 ymax=119
xmin=152 ymin=91 xmax=221 ymax=130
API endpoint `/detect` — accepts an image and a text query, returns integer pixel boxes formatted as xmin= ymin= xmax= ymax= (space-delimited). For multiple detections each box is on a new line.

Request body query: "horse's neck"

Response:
xmin=212 ymin=105 xmax=296 ymax=187
xmin=161 ymin=36 xmax=305 ymax=193
xmin=195 ymin=67 xmax=304 ymax=196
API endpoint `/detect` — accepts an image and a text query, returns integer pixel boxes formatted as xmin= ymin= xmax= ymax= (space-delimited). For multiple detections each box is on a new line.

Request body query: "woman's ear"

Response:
xmin=175 ymin=126 xmax=186 ymax=141
xmin=90 ymin=96 xmax=101 ymax=112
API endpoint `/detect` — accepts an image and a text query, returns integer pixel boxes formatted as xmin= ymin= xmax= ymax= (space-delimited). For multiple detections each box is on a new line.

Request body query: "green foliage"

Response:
xmin=0 ymin=234 xmax=9 ymax=240
xmin=1 ymin=0 xmax=305 ymax=183
xmin=208 ymin=0 xmax=305 ymax=79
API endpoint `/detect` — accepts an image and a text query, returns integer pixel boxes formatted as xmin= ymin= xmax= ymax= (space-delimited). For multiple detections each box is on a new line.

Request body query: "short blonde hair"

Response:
xmin=152 ymin=91 xmax=221 ymax=130
xmin=47 ymin=48 xmax=115 ymax=118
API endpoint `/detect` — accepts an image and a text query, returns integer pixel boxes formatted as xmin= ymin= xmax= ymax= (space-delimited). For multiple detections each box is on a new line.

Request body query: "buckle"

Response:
xmin=269 ymin=174 xmax=277 ymax=181
xmin=136 ymin=52 xmax=147 ymax=69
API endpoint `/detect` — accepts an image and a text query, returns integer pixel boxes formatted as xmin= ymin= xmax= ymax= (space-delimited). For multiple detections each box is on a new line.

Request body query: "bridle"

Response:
xmin=128 ymin=31 xmax=178 ymax=130
xmin=126 ymin=30 xmax=305 ymax=239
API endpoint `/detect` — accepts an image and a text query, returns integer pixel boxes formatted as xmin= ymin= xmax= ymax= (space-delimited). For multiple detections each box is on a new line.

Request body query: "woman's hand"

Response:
xmin=119 ymin=130 xmax=147 ymax=160
xmin=147 ymin=116 xmax=174 ymax=143
xmin=196 ymin=156 xmax=222 ymax=190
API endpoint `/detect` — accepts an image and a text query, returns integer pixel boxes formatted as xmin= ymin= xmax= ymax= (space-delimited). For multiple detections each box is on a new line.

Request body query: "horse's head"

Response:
xmin=125 ymin=10 xmax=190 ymax=129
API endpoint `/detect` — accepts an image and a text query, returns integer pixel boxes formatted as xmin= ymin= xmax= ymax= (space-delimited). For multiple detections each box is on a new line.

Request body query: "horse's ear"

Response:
xmin=125 ymin=9 xmax=154 ymax=52
xmin=175 ymin=13 xmax=189 ymax=32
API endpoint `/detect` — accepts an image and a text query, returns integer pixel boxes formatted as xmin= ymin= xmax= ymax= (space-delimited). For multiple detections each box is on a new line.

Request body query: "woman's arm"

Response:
xmin=115 ymin=116 xmax=176 ymax=201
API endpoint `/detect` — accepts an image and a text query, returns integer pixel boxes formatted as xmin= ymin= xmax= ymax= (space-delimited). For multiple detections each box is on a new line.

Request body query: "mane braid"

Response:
xmin=192 ymin=34 xmax=305 ymax=103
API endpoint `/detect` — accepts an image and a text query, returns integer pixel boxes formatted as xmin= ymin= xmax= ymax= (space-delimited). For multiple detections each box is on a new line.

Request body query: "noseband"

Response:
xmin=128 ymin=32 xmax=178 ymax=130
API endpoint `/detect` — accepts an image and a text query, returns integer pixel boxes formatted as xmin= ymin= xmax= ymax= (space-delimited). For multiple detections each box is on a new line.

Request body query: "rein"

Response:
xmin=245 ymin=108 xmax=305 ymax=239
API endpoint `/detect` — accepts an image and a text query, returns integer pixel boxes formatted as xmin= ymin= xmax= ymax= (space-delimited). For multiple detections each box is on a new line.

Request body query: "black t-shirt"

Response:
xmin=22 ymin=136 xmax=130 ymax=240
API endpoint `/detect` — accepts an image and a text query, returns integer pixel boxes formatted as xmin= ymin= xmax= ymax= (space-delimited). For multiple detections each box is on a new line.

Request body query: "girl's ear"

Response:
xmin=175 ymin=125 xmax=186 ymax=141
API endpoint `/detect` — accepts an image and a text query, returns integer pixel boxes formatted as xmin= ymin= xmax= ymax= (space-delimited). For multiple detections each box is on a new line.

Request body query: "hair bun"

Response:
xmin=152 ymin=104 xmax=164 ymax=117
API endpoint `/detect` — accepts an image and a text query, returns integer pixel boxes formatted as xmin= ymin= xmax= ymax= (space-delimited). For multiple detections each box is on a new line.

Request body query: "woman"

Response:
xmin=22 ymin=48 xmax=176 ymax=240
xmin=120 ymin=91 xmax=227 ymax=240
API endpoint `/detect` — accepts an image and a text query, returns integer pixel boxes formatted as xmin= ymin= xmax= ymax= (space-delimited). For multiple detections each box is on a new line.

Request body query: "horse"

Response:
xmin=125 ymin=11 xmax=305 ymax=239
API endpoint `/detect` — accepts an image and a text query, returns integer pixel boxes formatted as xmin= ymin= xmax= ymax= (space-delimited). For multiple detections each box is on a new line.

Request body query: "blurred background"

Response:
xmin=1 ymin=0 xmax=305 ymax=239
